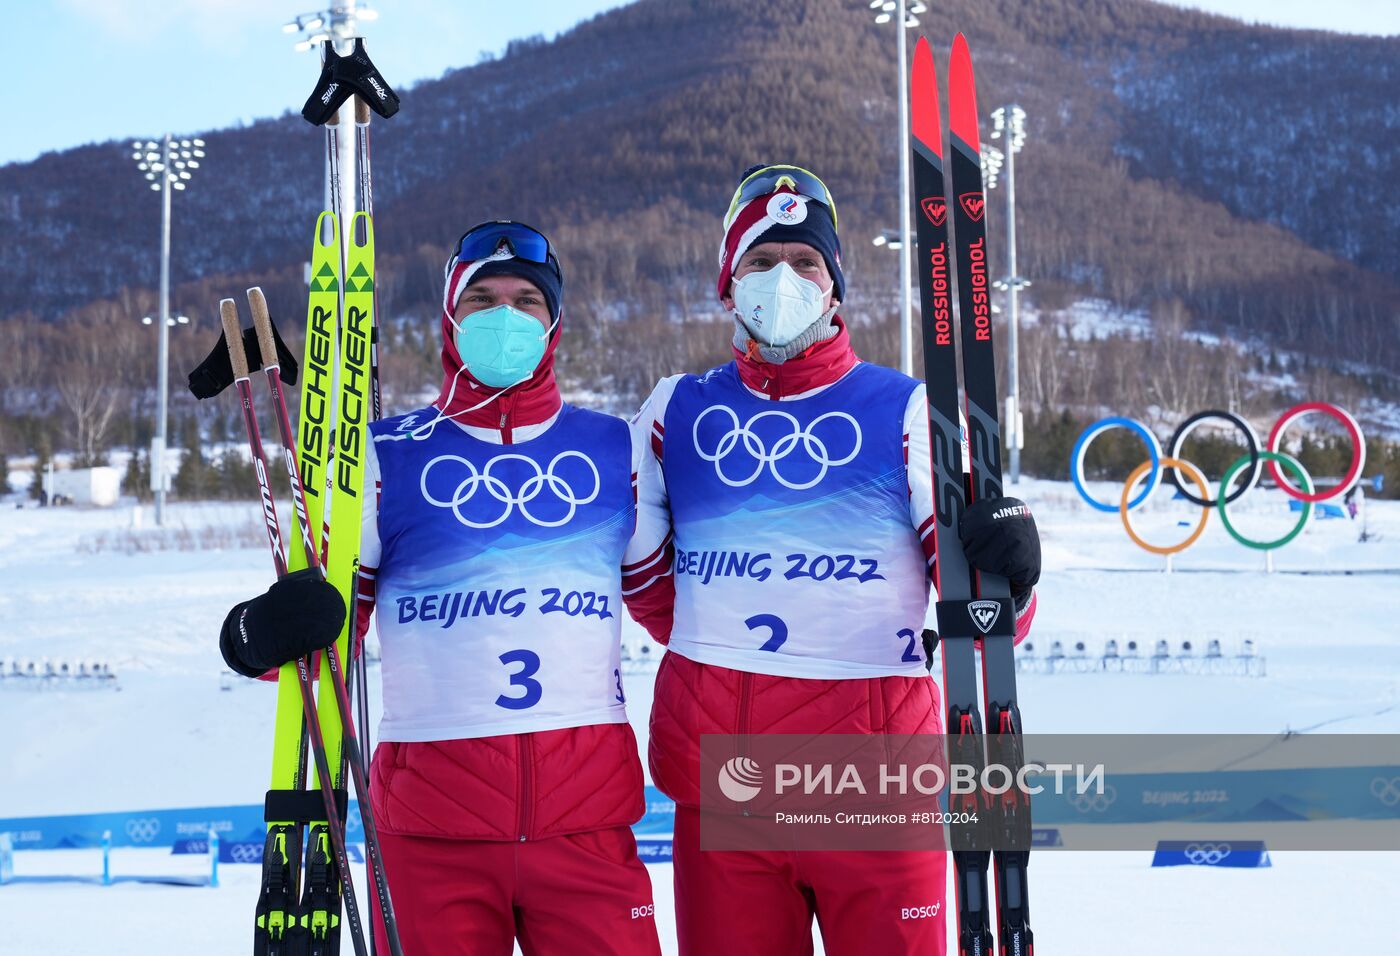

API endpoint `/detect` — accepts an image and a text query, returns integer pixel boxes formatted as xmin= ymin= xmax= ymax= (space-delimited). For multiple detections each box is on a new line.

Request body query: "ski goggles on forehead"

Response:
xmin=724 ymin=165 xmax=838 ymax=230
xmin=453 ymin=220 xmax=553 ymax=265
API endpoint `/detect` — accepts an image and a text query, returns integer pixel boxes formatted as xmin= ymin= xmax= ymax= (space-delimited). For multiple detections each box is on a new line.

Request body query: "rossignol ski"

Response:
xmin=911 ymin=33 xmax=1032 ymax=956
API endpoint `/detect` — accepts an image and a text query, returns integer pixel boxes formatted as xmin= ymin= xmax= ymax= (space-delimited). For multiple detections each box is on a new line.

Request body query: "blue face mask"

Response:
xmin=453 ymin=304 xmax=553 ymax=388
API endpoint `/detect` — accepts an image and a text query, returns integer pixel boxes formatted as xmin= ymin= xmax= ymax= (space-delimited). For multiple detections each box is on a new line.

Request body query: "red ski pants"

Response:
xmin=374 ymin=825 xmax=662 ymax=955
xmin=671 ymin=805 xmax=947 ymax=955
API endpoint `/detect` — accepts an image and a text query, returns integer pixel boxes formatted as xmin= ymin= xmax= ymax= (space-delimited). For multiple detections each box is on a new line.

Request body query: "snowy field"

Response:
xmin=1 ymin=478 xmax=1398 ymax=953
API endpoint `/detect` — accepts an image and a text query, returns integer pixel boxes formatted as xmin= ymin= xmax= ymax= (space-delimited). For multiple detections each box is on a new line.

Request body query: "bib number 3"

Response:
xmin=496 ymin=649 xmax=543 ymax=710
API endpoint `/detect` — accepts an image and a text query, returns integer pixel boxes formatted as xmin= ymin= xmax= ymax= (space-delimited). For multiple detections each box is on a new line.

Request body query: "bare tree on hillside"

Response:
xmin=54 ymin=316 xmax=127 ymax=465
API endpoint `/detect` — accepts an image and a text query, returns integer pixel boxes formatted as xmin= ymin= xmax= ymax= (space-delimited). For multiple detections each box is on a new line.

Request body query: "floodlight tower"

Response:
xmin=131 ymin=135 xmax=206 ymax=524
xmin=990 ymin=104 xmax=1028 ymax=484
xmin=870 ymin=0 xmax=928 ymax=375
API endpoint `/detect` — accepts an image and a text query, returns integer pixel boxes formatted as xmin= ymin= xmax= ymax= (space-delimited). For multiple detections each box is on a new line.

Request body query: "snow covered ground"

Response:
xmin=1 ymin=479 xmax=1398 ymax=953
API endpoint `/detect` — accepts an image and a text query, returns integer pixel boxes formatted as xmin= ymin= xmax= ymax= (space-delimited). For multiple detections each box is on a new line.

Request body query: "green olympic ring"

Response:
xmin=1216 ymin=451 xmax=1313 ymax=551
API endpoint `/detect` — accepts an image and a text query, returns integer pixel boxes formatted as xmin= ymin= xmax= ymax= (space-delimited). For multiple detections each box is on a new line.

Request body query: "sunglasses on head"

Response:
xmin=453 ymin=220 xmax=553 ymax=265
xmin=724 ymin=165 xmax=838 ymax=230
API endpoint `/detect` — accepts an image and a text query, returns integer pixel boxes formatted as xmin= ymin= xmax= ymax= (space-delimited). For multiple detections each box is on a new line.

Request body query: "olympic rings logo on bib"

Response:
xmin=692 ymin=405 xmax=862 ymax=490
xmin=420 ymin=451 xmax=601 ymax=529
xmin=1072 ymin=403 xmax=1366 ymax=554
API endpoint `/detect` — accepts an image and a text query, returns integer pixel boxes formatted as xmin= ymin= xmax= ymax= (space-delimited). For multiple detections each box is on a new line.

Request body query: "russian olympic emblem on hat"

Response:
xmin=766 ymin=192 xmax=808 ymax=225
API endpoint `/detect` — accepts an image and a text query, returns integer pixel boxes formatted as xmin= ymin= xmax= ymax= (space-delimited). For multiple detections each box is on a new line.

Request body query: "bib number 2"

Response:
xmin=496 ymin=649 xmax=543 ymax=710
xmin=746 ymin=613 xmax=789 ymax=652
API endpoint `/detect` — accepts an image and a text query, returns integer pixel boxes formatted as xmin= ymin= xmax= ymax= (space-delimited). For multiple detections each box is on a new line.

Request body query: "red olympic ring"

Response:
xmin=1265 ymin=402 xmax=1366 ymax=503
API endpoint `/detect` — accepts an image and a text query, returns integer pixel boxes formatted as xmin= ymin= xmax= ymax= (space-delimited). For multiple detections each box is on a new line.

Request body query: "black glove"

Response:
xmin=959 ymin=496 xmax=1040 ymax=608
xmin=301 ymin=38 xmax=401 ymax=125
xmin=219 ymin=568 xmax=347 ymax=678
xmin=188 ymin=322 xmax=298 ymax=400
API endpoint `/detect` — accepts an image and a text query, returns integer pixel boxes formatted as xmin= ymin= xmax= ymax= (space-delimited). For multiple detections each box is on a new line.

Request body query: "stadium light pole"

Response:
xmin=990 ymin=105 xmax=1028 ymax=484
xmin=284 ymin=2 xmax=380 ymax=249
xmin=131 ymin=135 xmax=205 ymax=525
xmin=871 ymin=0 xmax=926 ymax=376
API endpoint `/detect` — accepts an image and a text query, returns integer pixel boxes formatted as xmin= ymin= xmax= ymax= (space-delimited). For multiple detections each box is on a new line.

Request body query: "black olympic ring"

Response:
xmin=1165 ymin=410 xmax=1262 ymax=508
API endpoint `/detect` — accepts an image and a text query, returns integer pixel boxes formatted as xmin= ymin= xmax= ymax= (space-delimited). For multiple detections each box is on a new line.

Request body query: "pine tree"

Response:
xmin=122 ymin=449 xmax=151 ymax=501
xmin=173 ymin=418 xmax=210 ymax=501
xmin=29 ymin=464 xmax=43 ymax=502
xmin=29 ymin=442 xmax=50 ymax=503
xmin=216 ymin=448 xmax=254 ymax=500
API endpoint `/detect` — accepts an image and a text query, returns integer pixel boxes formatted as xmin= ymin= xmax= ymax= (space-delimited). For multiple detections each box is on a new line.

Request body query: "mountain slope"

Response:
xmin=1 ymin=0 xmax=1397 ymax=397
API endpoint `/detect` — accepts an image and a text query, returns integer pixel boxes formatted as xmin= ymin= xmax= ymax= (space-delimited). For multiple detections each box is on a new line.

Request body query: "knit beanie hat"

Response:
xmin=444 ymin=251 xmax=563 ymax=323
xmin=717 ymin=170 xmax=844 ymax=303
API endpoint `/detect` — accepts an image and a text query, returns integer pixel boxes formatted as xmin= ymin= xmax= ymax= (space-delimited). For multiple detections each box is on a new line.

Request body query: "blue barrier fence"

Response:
xmin=1152 ymin=840 xmax=1271 ymax=868
xmin=0 ymin=829 xmax=219 ymax=887
xmin=1029 ymin=764 xmax=1400 ymax=825
xmin=0 ymin=787 xmax=674 ymax=853
xmin=4 ymin=766 xmax=1394 ymax=860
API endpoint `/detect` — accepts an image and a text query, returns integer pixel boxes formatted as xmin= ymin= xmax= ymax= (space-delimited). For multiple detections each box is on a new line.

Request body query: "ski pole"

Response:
xmin=352 ymin=92 xmax=385 ymax=954
xmin=353 ymin=92 xmax=378 ymax=784
xmin=220 ymin=297 xmax=371 ymax=956
xmin=354 ymin=95 xmax=383 ymax=425
xmin=246 ymin=288 xmax=404 ymax=955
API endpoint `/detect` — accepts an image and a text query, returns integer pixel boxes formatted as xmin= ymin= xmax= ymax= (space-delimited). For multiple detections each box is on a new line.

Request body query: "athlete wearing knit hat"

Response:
xmin=221 ymin=215 xmax=665 ymax=955
xmin=629 ymin=160 xmax=1042 ymax=956
xmin=444 ymin=219 xmax=564 ymax=323
xmin=717 ymin=164 xmax=847 ymax=364
xmin=717 ymin=163 xmax=845 ymax=302
xmin=412 ymin=220 xmax=569 ymax=439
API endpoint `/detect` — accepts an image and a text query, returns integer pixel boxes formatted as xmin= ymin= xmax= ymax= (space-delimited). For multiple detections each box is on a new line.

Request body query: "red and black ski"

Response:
xmin=911 ymin=33 xmax=1032 ymax=956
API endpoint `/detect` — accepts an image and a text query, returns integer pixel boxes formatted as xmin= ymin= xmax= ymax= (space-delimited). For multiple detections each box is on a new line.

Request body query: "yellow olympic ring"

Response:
xmin=1119 ymin=457 xmax=1211 ymax=555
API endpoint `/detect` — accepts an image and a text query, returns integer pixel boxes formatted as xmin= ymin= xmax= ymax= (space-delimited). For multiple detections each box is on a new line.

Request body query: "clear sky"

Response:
xmin=7 ymin=0 xmax=1396 ymax=167
xmin=7 ymin=0 xmax=631 ymax=166
xmin=1162 ymin=0 xmax=1400 ymax=35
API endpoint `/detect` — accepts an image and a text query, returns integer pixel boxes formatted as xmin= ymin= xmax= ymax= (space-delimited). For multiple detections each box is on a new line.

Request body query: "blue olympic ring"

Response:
xmin=1072 ymin=417 xmax=1162 ymax=513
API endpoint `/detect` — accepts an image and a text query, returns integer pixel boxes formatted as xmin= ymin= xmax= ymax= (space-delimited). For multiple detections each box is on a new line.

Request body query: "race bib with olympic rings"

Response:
xmin=369 ymin=405 xmax=634 ymax=742
xmin=661 ymin=361 xmax=931 ymax=679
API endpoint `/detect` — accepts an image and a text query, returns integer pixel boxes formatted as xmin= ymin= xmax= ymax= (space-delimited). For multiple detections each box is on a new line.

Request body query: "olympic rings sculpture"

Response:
xmin=692 ymin=405 xmax=863 ymax=490
xmin=1073 ymin=403 xmax=1365 ymax=554
xmin=420 ymin=451 xmax=601 ymax=529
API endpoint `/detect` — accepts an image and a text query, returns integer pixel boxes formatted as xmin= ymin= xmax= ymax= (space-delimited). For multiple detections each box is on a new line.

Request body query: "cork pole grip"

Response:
xmin=355 ymin=96 xmax=370 ymax=125
xmin=246 ymin=287 xmax=278 ymax=373
xmin=219 ymin=298 xmax=250 ymax=380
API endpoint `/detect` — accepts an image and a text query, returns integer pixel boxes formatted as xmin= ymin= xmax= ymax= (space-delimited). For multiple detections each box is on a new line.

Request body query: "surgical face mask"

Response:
xmin=731 ymin=262 xmax=831 ymax=347
xmin=453 ymin=303 xmax=553 ymax=389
